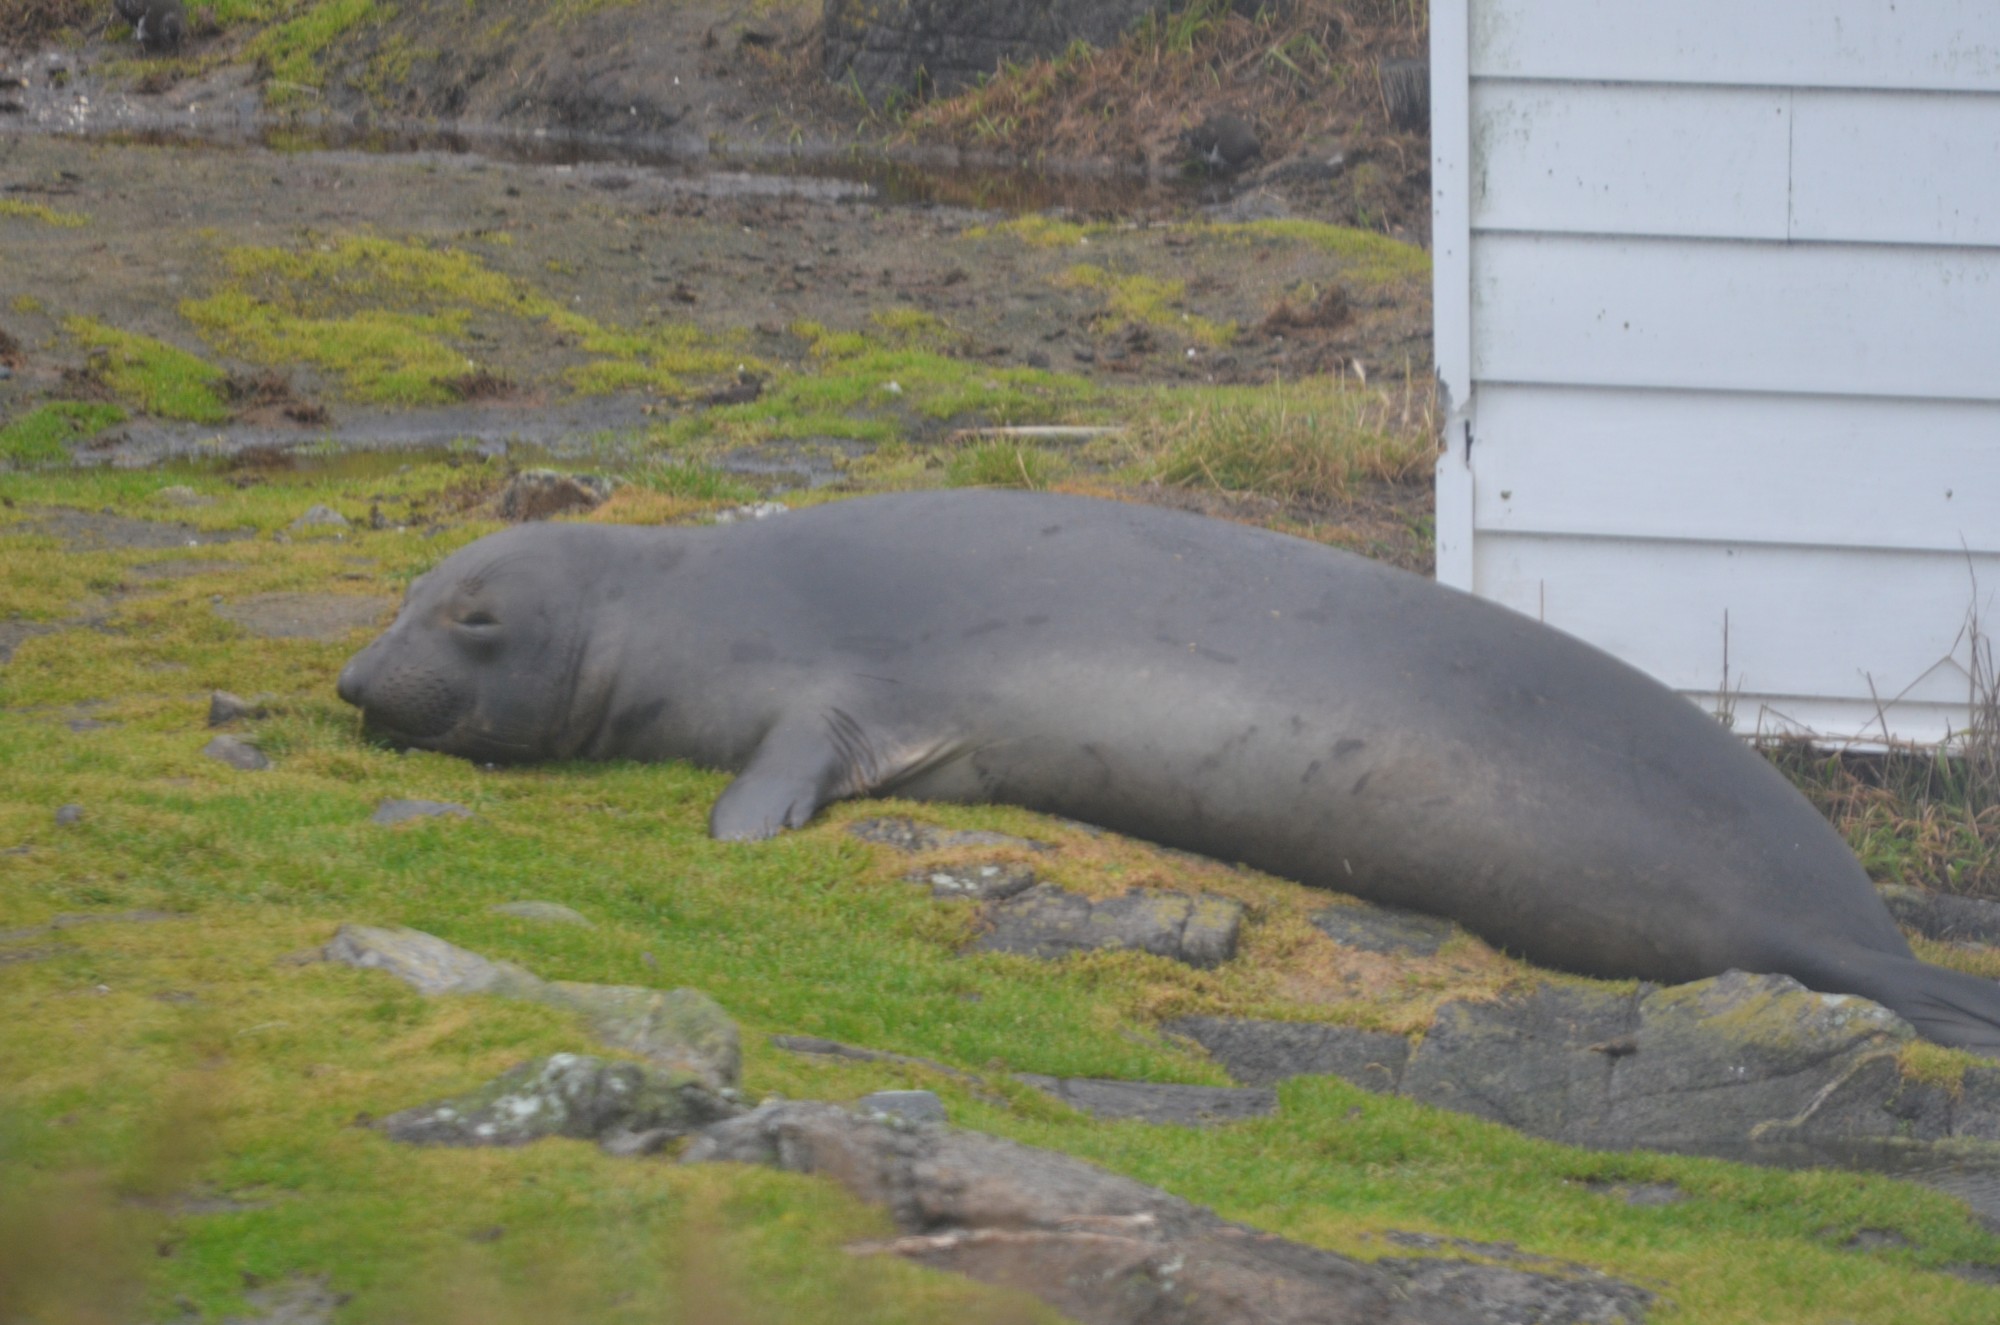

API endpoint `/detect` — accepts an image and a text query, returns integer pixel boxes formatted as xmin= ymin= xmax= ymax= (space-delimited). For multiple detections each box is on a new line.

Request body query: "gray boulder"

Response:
xmin=322 ymin=924 xmax=740 ymax=1088
xmin=1311 ymin=902 xmax=1457 ymax=956
xmin=378 ymin=1052 xmax=739 ymax=1149
xmin=972 ymin=883 xmax=1242 ymax=968
xmin=495 ymin=469 xmax=617 ymax=522
xmin=202 ymin=735 xmax=270 ymax=771
xmin=1880 ymin=884 xmax=2000 ymax=947
xmin=683 ymin=1100 xmax=1650 ymax=1324
xmin=1165 ymin=1016 xmax=1409 ymax=1092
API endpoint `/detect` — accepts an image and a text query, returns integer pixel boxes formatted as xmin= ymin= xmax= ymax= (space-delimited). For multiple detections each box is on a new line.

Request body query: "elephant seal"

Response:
xmin=338 ymin=489 xmax=2000 ymax=1054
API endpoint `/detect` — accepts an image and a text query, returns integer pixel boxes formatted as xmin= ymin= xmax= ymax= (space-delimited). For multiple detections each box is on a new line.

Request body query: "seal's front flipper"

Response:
xmin=708 ymin=706 xmax=955 ymax=841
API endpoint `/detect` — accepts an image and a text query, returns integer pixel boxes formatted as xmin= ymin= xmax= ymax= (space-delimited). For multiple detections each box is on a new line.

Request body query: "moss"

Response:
xmin=1202 ymin=219 xmax=1431 ymax=287
xmin=0 ymin=199 xmax=88 ymax=228
xmin=1897 ymin=1040 xmax=1976 ymax=1095
xmin=0 ymin=402 xmax=128 ymax=465
xmin=179 ymin=234 xmax=745 ymax=403
xmin=242 ymin=0 xmax=383 ymax=101
xmin=1055 ymin=263 xmax=1235 ymax=346
xmin=63 ymin=318 xmax=230 ymax=424
xmin=964 ymin=214 xmax=1111 ymax=248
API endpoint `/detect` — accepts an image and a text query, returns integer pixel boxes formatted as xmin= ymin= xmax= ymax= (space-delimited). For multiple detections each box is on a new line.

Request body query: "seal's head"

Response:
xmin=338 ymin=526 xmax=613 ymax=762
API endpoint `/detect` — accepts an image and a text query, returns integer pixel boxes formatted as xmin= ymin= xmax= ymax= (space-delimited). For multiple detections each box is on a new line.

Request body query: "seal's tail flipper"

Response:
xmin=1826 ymin=949 xmax=2000 ymax=1057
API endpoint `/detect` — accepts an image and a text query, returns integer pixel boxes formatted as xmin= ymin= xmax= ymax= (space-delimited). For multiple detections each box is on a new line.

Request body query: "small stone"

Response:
xmin=973 ymin=884 xmax=1242 ymax=969
xmin=909 ymin=862 xmax=1037 ymax=901
xmin=202 ymin=734 xmax=270 ymax=771
xmin=151 ymin=485 xmax=210 ymax=507
xmin=847 ymin=817 xmax=1052 ymax=854
xmin=371 ymin=798 xmax=471 ymax=825
xmin=54 ymin=803 xmax=84 ymax=826
xmin=290 ymin=504 xmax=350 ymax=531
xmin=377 ymin=1053 xmax=740 ymax=1148
xmin=857 ymin=1089 xmax=947 ymax=1124
xmin=495 ymin=470 xmax=617 ymax=522
xmin=490 ymin=901 xmax=592 ymax=926
xmin=207 ymin=690 xmax=266 ymax=726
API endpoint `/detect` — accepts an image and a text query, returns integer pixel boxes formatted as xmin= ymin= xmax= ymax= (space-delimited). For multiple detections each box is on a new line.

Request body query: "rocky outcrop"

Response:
xmin=972 ymin=883 xmax=1243 ymax=968
xmin=322 ymin=924 xmax=741 ymax=1088
xmin=824 ymin=0 xmax=1177 ymax=107
xmin=378 ymin=1052 xmax=740 ymax=1150
xmin=683 ymin=1100 xmax=1652 ymax=1324
xmin=1176 ymin=971 xmax=2000 ymax=1155
xmin=1014 ymin=1074 xmax=1277 ymax=1124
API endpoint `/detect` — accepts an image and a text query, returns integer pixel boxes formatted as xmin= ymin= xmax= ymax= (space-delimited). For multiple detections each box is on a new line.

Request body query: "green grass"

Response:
xmin=1055 ymin=263 xmax=1237 ymax=346
xmin=1203 ymin=219 xmax=1432 ymax=287
xmin=0 ymin=402 xmax=127 ymax=465
xmin=63 ymin=319 xmax=231 ymax=424
xmin=180 ymin=234 xmax=746 ymax=405
xmin=3 ymin=462 xmax=1999 ymax=1324
xmin=0 ymin=199 xmax=89 ymax=228
xmin=241 ymin=0 xmax=382 ymax=100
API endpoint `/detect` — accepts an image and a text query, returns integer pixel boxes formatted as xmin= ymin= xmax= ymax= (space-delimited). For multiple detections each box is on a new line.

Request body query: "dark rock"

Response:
xmin=323 ymin=924 xmax=741 ymax=1087
xmin=1311 ymin=902 xmax=1456 ymax=956
xmin=973 ymin=883 xmax=1242 ymax=968
xmin=489 ymin=900 xmax=592 ymax=926
xmin=907 ymin=861 xmax=1037 ymax=901
xmin=1164 ymin=1016 xmax=1409 ymax=1092
xmin=1181 ymin=112 xmax=1262 ymax=173
xmin=683 ymin=1101 xmax=1651 ymax=1324
xmin=1879 ymin=884 xmax=2000 ymax=946
xmin=824 ymin=0 xmax=1176 ymax=107
xmin=1398 ymin=972 xmax=1926 ymax=1151
xmin=495 ymin=469 xmax=617 ymax=522
xmin=858 ymin=1089 xmax=949 ymax=1124
xmin=371 ymin=798 xmax=471 ymax=825
xmin=54 ymin=803 xmax=84 ymax=826
xmin=847 ymin=816 xmax=1051 ymax=854
xmin=208 ymin=690 xmax=268 ymax=726
xmin=1379 ymin=56 xmax=1429 ymax=131
xmin=769 ymin=1033 xmax=978 ymax=1083
xmin=378 ymin=1053 xmax=739 ymax=1148
xmin=202 ymin=734 xmax=270 ymax=771
xmin=134 ymin=0 xmax=186 ymax=52
xmin=1014 ymin=1075 xmax=1277 ymax=1125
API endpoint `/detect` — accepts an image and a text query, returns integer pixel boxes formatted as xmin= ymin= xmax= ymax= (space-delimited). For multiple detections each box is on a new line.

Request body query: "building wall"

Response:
xmin=1431 ymin=0 xmax=2000 ymax=745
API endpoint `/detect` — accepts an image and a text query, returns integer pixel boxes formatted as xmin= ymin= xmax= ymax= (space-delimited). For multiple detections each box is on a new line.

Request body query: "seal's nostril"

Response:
xmin=336 ymin=661 xmax=364 ymax=707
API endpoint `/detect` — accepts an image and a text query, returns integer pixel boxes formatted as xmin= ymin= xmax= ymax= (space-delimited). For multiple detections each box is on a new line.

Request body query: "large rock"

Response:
xmin=1399 ymin=971 xmax=1976 ymax=1150
xmin=972 ymin=883 xmax=1242 ymax=968
xmin=1880 ymin=884 xmax=2000 ymax=946
xmin=377 ymin=1052 xmax=739 ymax=1149
xmin=322 ymin=924 xmax=740 ymax=1088
xmin=683 ymin=1100 xmax=1650 ymax=1325
xmin=823 ymin=0 xmax=1175 ymax=106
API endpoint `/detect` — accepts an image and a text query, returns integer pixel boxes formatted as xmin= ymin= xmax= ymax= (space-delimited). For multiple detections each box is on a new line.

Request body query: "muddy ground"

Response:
xmin=1 ymin=0 xmax=1434 ymax=556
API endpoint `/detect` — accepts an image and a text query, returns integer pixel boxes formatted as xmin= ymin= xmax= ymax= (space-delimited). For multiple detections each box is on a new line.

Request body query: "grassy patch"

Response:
xmin=0 ymin=402 xmax=128 ymax=465
xmin=242 ymin=0 xmax=382 ymax=101
xmin=963 ymin=214 xmax=1114 ymax=248
xmin=1125 ymin=375 xmax=1433 ymax=504
xmin=1203 ymin=219 xmax=1432 ymax=287
xmin=3 ymin=462 xmax=1999 ymax=1324
xmin=1056 ymin=264 xmax=1236 ymax=346
xmin=64 ymin=318 xmax=231 ymax=424
xmin=180 ymin=234 xmax=745 ymax=405
xmin=943 ymin=440 xmax=1071 ymax=490
xmin=1767 ymin=742 xmax=2000 ymax=900
xmin=0 ymin=199 xmax=88 ymax=228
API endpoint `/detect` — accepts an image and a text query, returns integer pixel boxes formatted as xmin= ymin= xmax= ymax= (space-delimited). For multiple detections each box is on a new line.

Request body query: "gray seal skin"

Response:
xmin=337 ymin=489 xmax=2000 ymax=1054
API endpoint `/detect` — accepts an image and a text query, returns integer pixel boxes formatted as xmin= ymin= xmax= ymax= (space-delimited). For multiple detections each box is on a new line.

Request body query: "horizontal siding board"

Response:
xmin=1471 ymin=82 xmax=1791 ymax=239
xmin=1471 ymin=235 xmax=2000 ymax=399
xmin=1469 ymin=0 xmax=2000 ymax=92
xmin=1468 ymin=386 xmax=2000 ymax=553
xmin=1791 ymin=91 xmax=2000 ymax=246
xmin=1471 ymin=534 xmax=1998 ymax=727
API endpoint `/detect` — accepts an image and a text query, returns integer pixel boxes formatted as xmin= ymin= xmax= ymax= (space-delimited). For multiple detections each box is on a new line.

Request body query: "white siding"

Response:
xmin=1433 ymin=0 xmax=2000 ymax=748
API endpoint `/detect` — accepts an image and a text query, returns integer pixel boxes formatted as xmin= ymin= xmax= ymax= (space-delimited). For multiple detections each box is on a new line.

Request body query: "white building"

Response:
xmin=1429 ymin=0 xmax=2000 ymax=746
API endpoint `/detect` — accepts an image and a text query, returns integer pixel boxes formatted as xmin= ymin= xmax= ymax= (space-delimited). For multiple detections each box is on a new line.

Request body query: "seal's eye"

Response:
xmin=454 ymin=610 xmax=500 ymax=630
